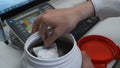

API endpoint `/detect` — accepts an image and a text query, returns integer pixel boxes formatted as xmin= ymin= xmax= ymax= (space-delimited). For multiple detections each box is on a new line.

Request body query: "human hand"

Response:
xmin=32 ymin=1 xmax=94 ymax=46
xmin=32 ymin=8 xmax=81 ymax=45
xmin=82 ymin=51 xmax=94 ymax=68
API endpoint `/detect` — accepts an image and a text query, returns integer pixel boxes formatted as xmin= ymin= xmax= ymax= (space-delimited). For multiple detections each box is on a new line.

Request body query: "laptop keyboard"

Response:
xmin=71 ymin=16 xmax=100 ymax=41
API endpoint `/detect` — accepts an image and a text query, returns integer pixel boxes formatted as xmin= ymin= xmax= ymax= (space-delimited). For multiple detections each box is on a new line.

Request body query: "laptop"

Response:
xmin=0 ymin=0 xmax=100 ymax=49
xmin=0 ymin=0 xmax=54 ymax=45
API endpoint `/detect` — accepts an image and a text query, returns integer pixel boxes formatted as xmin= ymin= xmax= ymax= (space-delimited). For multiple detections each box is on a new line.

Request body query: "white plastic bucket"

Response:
xmin=22 ymin=32 xmax=82 ymax=68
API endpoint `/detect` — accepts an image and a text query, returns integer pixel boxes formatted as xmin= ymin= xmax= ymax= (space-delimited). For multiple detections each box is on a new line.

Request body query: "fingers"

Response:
xmin=82 ymin=51 xmax=94 ymax=68
xmin=82 ymin=51 xmax=91 ymax=61
xmin=44 ymin=27 xmax=61 ymax=46
xmin=39 ymin=23 xmax=60 ymax=46
xmin=39 ymin=22 xmax=47 ymax=41
xmin=32 ymin=15 xmax=42 ymax=34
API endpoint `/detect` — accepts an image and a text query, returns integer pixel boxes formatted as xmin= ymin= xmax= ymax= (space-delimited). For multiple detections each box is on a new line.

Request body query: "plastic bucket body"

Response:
xmin=22 ymin=32 xmax=82 ymax=68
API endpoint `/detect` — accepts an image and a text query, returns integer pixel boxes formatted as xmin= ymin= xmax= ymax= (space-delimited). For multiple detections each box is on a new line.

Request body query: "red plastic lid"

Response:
xmin=77 ymin=35 xmax=120 ymax=64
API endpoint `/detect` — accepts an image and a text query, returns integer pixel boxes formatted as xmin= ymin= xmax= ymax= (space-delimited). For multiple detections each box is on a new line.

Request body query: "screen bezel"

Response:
xmin=0 ymin=0 xmax=49 ymax=21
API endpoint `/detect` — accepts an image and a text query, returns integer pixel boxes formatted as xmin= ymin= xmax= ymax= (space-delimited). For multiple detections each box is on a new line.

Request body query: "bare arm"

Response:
xmin=32 ymin=0 xmax=94 ymax=45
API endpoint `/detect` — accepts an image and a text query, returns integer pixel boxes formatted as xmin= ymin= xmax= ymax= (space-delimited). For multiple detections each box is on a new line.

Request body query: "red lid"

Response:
xmin=77 ymin=35 xmax=120 ymax=65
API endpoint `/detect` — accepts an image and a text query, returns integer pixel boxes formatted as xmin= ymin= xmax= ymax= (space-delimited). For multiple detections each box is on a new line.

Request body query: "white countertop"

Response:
xmin=0 ymin=0 xmax=120 ymax=68
xmin=0 ymin=41 xmax=23 ymax=68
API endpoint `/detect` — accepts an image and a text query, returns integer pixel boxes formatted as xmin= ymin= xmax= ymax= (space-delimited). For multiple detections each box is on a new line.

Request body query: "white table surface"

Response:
xmin=0 ymin=0 xmax=120 ymax=68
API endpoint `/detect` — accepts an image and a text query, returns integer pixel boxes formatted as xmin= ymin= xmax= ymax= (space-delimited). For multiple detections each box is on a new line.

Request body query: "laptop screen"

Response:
xmin=6 ymin=3 xmax=54 ymax=44
xmin=0 ymin=0 xmax=34 ymax=15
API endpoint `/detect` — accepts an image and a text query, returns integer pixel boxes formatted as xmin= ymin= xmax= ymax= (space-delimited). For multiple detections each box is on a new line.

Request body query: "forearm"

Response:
xmin=70 ymin=1 xmax=94 ymax=24
xmin=71 ymin=0 xmax=120 ymax=20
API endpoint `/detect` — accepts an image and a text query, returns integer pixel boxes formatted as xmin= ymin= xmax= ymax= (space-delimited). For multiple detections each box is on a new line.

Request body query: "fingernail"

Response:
xmin=45 ymin=40 xmax=52 ymax=46
xmin=82 ymin=51 xmax=86 ymax=53
xmin=44 ymin=41 xmax=49 ymax=46
xmin=82 ymin=51 xmax=87 ymax=56
xmin=44 ymin=40 xmax=48 ymax=45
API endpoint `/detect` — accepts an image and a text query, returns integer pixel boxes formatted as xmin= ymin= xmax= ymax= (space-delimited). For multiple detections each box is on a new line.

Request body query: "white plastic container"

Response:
xmin=22 ymin=32 xmax=82 ymax=68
